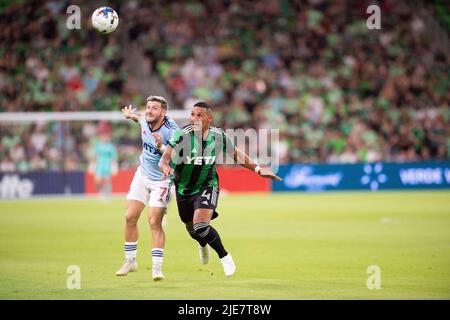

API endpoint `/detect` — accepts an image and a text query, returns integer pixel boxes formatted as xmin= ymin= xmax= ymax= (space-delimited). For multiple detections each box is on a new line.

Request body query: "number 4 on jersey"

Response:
xmin=201 ymin=189 xmax=211 ymax=205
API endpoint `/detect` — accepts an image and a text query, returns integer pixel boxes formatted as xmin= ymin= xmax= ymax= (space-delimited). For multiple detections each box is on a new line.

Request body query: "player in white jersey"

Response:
xmin=116 ymin=96 xmax=179 ymax=281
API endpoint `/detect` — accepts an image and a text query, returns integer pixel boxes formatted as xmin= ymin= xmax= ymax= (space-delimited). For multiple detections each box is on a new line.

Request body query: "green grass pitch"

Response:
xmin=0 ymin=191 xmax=449 ymax=299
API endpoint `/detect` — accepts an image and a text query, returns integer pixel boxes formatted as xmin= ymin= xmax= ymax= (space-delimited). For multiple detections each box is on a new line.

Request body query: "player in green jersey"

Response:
xmin=159 ymin=101 xmax=281 ymax=277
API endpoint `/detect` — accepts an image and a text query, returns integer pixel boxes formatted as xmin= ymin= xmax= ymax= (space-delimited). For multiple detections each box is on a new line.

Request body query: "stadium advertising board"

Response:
xmin=273 ymin=162 xmax=450 ymax=192
xmin=2 ymin=162 xmax=448 ymax=199
xmin=84 ymin=167 xmax=270 ymax=194
xmin=0 ymin=172 xmax=85 ymax=199
xmin=85 ymin=170 xmax=134 ymax=194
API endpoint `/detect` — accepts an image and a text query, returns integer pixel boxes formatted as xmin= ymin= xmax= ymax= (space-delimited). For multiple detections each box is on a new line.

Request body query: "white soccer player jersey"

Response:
xmin=138 ymin=116 xmax=179 ymax=180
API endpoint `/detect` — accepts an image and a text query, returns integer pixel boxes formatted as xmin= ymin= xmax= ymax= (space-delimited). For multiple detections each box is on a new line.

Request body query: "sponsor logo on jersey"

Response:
xmin=186 ymin=156 xmax=216 ymax=165
xmin=143 ymin=142 xmax=159 ymax=154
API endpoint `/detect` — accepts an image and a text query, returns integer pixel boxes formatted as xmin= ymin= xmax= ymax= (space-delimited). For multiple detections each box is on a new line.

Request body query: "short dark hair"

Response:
xmin=193 ymin=101 xmax=212 ymax=111
xmin=147 ymin=95 xmax=168 ymax=110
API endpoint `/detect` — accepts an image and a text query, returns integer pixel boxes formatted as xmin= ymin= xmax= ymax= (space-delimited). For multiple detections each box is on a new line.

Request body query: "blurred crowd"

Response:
xmin=0 ymin=0 xmax=144 ymax=113
xmin=0 ymin=121 xmax=141 ymax=172
xmin=0 ymin=0 xmax=449 ymax=172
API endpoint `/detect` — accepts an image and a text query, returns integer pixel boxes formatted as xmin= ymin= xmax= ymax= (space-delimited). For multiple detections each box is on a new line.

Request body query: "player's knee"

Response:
xmin=125 ymin=213 xmax=139 ymax=227
xmin=185 ymin=223 xmax=197 ymax=238
xmin=149 ymin=215 xmax=163 ymax=231
xmin=193 ymin=222 xmax=210 ymax=238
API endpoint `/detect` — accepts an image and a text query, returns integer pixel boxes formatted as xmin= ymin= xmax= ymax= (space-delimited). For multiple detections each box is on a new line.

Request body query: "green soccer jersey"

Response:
xmin=167 ymin=125 xmax=235 ymax=196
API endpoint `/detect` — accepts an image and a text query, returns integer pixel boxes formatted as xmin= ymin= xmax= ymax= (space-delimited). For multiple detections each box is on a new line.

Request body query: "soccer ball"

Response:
xmin=91 ymin=7 xmax=119 ymax=34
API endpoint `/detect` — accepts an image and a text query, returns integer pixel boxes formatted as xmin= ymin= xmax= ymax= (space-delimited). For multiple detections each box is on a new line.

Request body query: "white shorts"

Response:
xmin=126 ymin=167 xmax=173 ymax=208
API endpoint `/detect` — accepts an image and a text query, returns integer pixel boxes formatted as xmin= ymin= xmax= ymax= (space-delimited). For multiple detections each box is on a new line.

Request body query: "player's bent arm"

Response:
xmin=158 ymin=144 xmax=166 ymax=154
xmin=151 ymin=133 xmax=166 ymax=154
xmin=159 ymin=144 xmax=174 ymax=178
xmin=233 ymin=147 xmax=282 ymax=181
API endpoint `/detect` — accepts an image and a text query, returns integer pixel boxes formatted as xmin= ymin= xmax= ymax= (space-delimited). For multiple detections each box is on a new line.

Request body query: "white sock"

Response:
xmin=152 ymin=248 xmax=164 ymax=267
xmin=124 ymin=241 xmax=137 ymax=261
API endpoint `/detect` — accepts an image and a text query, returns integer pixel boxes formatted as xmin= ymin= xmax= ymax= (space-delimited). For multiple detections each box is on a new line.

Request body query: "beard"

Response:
xmin=146 ymin=114 xmax=162 ymax=126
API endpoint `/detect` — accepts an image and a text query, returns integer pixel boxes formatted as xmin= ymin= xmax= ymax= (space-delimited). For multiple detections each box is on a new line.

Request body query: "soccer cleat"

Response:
xmin=220 ymin=254 xmax=236 ymax=277
xmin=115 ymin=259 xmax=138 ymax=276
xmin=152 ymin=264 xmax=165 ymax=281
xmin=199 ymin=245 xmax=209 ymax=265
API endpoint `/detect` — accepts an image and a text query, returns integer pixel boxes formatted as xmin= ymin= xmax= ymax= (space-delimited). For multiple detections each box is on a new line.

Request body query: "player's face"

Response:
xmin=145 ymin=101 xmax=165 ymax=123
xmin=190 ymin=107 xmax=212 ymax=132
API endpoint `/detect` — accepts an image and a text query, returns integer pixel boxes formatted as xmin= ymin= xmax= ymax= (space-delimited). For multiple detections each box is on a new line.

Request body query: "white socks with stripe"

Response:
xmin=125 ymin=243 xmax=164 ymax=272
xmin=124 ymin=241 xmax=138 ymax=261
xmin=152 ymin=248 xmax=164 ymax=268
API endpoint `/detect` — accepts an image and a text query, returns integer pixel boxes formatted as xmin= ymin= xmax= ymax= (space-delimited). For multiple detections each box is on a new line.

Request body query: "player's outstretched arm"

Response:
xmin=121 ymin=105 xmax=141 ymax=123
xmin=159 ymin=145 xmax=174 ymax=179
xmin=233 ymin=147 xmax=282 ymax=181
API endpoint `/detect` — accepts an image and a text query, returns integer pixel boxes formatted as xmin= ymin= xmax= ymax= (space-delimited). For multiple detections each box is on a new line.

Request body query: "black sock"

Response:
xmin=193 ymin=222 xmax=228 ymax=258
xmin=186 ymin=224 xmax=207 ymax=247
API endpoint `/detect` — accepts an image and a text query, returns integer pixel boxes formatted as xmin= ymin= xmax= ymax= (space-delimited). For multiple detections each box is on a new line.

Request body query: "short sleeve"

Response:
xmin=165 ymin=122 xmax=179 ymax=144
xmin=168 ymin=129 xmax=184 ymax=148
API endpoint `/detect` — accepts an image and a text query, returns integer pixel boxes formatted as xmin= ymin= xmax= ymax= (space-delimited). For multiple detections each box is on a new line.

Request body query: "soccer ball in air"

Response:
xmin=91 ymin=7 xmax=119 ymax=34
